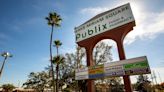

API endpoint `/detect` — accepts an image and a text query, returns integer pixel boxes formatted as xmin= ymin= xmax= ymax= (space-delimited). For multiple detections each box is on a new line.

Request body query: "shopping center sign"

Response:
xmin=75 ymin=56 xmax=151 ymax=80
xmin=75 ymin=3 xmax=135 ymax=42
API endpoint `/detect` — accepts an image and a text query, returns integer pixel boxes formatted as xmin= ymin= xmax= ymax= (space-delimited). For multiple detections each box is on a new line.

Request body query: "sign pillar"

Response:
xmin=116 ymin=39 xmax=133 ymax=92
xmin=86 ymin=46 xmax=95 ymax=92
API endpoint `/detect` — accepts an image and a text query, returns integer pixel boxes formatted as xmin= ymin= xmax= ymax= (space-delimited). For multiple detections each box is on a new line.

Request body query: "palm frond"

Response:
xmin=45 ymin=17 xmax=50 ymax=21
xmin=45 ymin=12 xmax=62 ymax=27
xmin=52 ymin=55 xmax=65 ymax=64
xmin=53 ymin=40 xmax=62 ymax=47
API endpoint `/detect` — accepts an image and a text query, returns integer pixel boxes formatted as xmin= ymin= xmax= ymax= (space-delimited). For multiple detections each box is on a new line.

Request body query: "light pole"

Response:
xmin=0 ymin=52 xmax=12 ymax=78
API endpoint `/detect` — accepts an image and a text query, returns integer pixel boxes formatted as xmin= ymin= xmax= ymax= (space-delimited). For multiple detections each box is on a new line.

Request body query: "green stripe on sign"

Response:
xmin=124 ymin=61 xmax=149 ymax=70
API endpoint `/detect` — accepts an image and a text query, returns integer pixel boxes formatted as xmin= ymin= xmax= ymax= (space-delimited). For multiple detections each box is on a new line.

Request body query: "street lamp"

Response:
xmin=0 ymin=52 xmax=12 ymax=78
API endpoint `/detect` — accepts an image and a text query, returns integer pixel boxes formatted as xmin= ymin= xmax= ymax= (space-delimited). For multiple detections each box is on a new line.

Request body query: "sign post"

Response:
xmin=117 ymin=39 xmax=132 ymax=92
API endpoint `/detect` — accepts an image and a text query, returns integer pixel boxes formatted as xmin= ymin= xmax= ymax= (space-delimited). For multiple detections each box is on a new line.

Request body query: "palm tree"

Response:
xmin=45 ymin=12 xmax=62 ymax=92
xmin=54 ymin=40 xmax=62 ymax=56
xmin=0 ymin=52 xmax=12 ymax=78
xmin=52 ymin=55 xmax=65 ymax=92
xmin=53 ymin=40 xmax=62 ymax=92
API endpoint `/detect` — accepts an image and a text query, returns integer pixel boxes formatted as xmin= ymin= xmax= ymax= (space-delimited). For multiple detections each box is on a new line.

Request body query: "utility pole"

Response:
xmin=157 ymin=71 xmax=162 ymax=84
xmin=153 ymin=71 xmax=158 ymax=85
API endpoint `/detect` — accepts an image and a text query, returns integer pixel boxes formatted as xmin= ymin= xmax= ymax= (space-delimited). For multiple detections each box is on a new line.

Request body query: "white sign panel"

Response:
xmin=75 ymin=3 xmax=135 ymax=42
xmin=104 ymin=65 xmax=125 ymax=77
xmin=75 ymin=67 xmax=88 ymax=80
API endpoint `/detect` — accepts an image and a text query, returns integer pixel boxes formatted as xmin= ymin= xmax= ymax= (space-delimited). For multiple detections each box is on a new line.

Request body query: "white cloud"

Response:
xmin=80 ymin=7 xmax=109 ymax=16
xmin=124 ymin=11 xmax=164 ymax=44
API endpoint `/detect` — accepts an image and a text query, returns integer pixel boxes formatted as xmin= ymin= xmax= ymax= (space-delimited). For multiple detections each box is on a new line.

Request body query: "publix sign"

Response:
xmin=74 ymin=3 xmax=135 ymax=42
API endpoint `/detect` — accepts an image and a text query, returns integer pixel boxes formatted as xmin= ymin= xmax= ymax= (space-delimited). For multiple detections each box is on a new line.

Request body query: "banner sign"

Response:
xmin=75 ymin=3 xmax=135 ymax=42
xmin=75 ymin=56 xmax=151 ymax=80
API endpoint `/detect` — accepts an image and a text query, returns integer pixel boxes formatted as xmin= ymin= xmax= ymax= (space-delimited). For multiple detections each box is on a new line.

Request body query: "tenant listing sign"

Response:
xmin=75 ymin=3 xmax=135 ymax=42
xmin=75 ymin=56 xmax=151 ymax=80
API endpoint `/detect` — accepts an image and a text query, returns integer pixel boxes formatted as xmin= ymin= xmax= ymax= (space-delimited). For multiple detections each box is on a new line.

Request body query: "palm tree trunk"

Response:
xmin=50 ymin=26 xmax=56 ymax=92
xmin=56 ymin=64 xmax=59 ymax=92
xmin=56 ymin=47 xmax=59 ymax=92
xmin=59 ymin=70 xmax=62 ymax=91
xmin=0 ymin=56 xmax=7 ymax=77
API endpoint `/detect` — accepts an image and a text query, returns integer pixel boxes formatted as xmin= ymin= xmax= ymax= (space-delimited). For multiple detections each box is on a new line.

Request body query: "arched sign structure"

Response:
xmin=75 ymin=3 xmax=135 ymax=92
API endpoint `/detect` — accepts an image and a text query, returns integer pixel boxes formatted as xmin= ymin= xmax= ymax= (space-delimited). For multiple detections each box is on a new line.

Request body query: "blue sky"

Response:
xmin=0 ymin=0 xmax=164 ymax=86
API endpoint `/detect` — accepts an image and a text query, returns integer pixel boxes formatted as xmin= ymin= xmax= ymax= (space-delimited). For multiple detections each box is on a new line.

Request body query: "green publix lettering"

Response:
xmin=76 ymin=24 xmax=107 ymax=41
xmin=82 ymin=32 xmax=86 ymax=38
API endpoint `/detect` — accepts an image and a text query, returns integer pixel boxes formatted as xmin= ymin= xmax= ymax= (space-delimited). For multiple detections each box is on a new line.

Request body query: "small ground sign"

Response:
xmin=75 ymin=56 xmax=151 ymax=80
